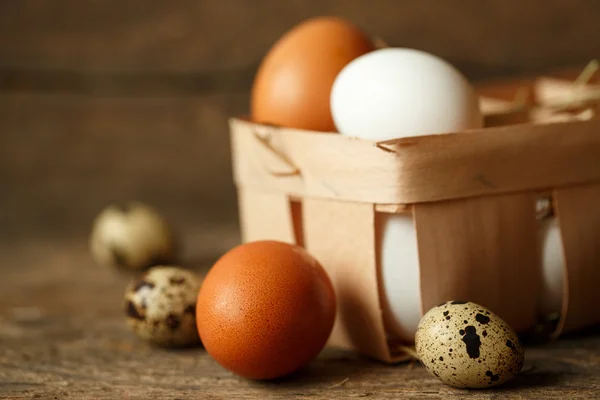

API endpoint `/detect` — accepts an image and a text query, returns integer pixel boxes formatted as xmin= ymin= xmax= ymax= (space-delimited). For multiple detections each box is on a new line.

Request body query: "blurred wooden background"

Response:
xmin=1 ymin=0 xmax=599 ymax=244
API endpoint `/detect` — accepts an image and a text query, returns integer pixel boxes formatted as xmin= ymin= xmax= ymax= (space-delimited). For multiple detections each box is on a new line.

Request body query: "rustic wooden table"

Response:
xmin=2 ymin=1 xmax=600 ymax=399
xmin=1 ymin=230 xmax=599 ymax=400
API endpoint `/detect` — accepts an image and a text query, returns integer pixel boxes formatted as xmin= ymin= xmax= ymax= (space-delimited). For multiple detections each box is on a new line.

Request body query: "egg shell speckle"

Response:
xmin=415 ymin=301 xmax=525 ymax=389
xmin=124 ymin=266 xmax=201 ymax=347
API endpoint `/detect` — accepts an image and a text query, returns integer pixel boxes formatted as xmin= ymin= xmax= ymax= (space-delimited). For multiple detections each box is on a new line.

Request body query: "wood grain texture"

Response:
xmin=1 ymin=0 xmax=599 ymax=244
xmin=302 ymin=199 xmax=395 ymax=363
xmin=237 ymin=189 xmax=295 ymax=243
xmin=1 ymin=0 xmax=598 ymax=81
xmin=231 ymin=118 xmax=600 ymax=205
xmin=0 ymin=93 xmax=246 ymax=242
xmin=2 ymin=2 xmax=600 ymax=397
xmin=554 ymin=183 xmax=600 ymax=335
xmin=413 ymin=193 xmax=540 ymax=332
xmin=1 ymin=235 xmax=600 ymax=399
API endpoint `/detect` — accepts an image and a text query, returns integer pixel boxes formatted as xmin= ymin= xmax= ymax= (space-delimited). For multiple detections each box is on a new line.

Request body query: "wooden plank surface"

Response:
xmin=0 ymin=93 xmax=246 ymax=242
xmin=1 ymin=0 xmax=599 ymax=80
xmin=1 ymin=233 xmax=600 ymax=399
xmin=2 ymin=1 xmax=600 ymax=398
xmin=1 ymin=0 xmax=599 ymax=243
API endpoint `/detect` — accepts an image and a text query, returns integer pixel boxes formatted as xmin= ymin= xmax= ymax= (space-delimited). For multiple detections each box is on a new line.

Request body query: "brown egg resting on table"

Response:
xmin=196 ymin=240 xmax=336 ymax=380
xmin=250 ymin=16 xmax=375 ymax=132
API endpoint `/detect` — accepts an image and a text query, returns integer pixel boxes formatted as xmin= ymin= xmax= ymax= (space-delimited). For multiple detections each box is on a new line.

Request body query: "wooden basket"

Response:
xmin=229 ymin=70 xmax=600 ymax=363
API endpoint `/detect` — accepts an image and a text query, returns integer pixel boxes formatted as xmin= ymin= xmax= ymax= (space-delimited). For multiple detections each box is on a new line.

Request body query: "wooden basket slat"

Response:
xmin=231 ymin=118 xmax=600 ymax=205
xmin=230 ymin=85 xmax=600 ymax=361
xmin=302 ymin=198 xmax=398 ymax=362
xmin=413 ymin=193 xmax=540 ymax=332
xmin=237 ymin=188 xmax=296 ymax=244
xmin=554 ymin=183 xmax=600 ymax=335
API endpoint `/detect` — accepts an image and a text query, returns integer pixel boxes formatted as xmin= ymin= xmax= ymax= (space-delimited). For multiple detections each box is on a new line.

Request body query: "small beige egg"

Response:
xmin=90 ymin=202 xmax=178 ymax=273
xmin=415 ymin=301 xmax=524 ymax=389
xmin=124 ymin=266 xmax=201 ymax=347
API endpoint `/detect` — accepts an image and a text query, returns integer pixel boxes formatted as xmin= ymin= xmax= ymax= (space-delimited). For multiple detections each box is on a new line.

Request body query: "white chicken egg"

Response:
xmin=331 ymin=47 xmax=483 ymax=343
xmin=538 ymin=217 xmax=565 ymax=317
xmin=377 ymin=213 xmax=421 ymax=341
xmin=330 ymin=47 xmax=483 ymax=139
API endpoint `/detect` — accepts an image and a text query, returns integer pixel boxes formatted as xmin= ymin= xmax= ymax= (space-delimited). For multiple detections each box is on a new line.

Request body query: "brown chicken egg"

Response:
xmin=251 ymin=16 xmax=375 ymax=132
xmin=196 ymin=240 xmax=336 ymax=380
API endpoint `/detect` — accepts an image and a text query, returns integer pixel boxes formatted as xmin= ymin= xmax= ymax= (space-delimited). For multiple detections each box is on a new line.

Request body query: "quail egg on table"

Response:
xmin=124 ymin=266 xmax=201 ymax=348
xmin=415 ymin=301 xmax=525 ymax=389
xmin=90 ymin=202 xmax=178 ymax=273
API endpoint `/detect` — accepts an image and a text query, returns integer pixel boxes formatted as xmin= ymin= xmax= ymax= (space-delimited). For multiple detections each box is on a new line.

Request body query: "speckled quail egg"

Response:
xmin=124 ymin=266 xmax=201 ymax=347
xmin=90 ymin=202 xmax=178 ymax=273
xmin=415 ymin=301 xmax=525 ymax=389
